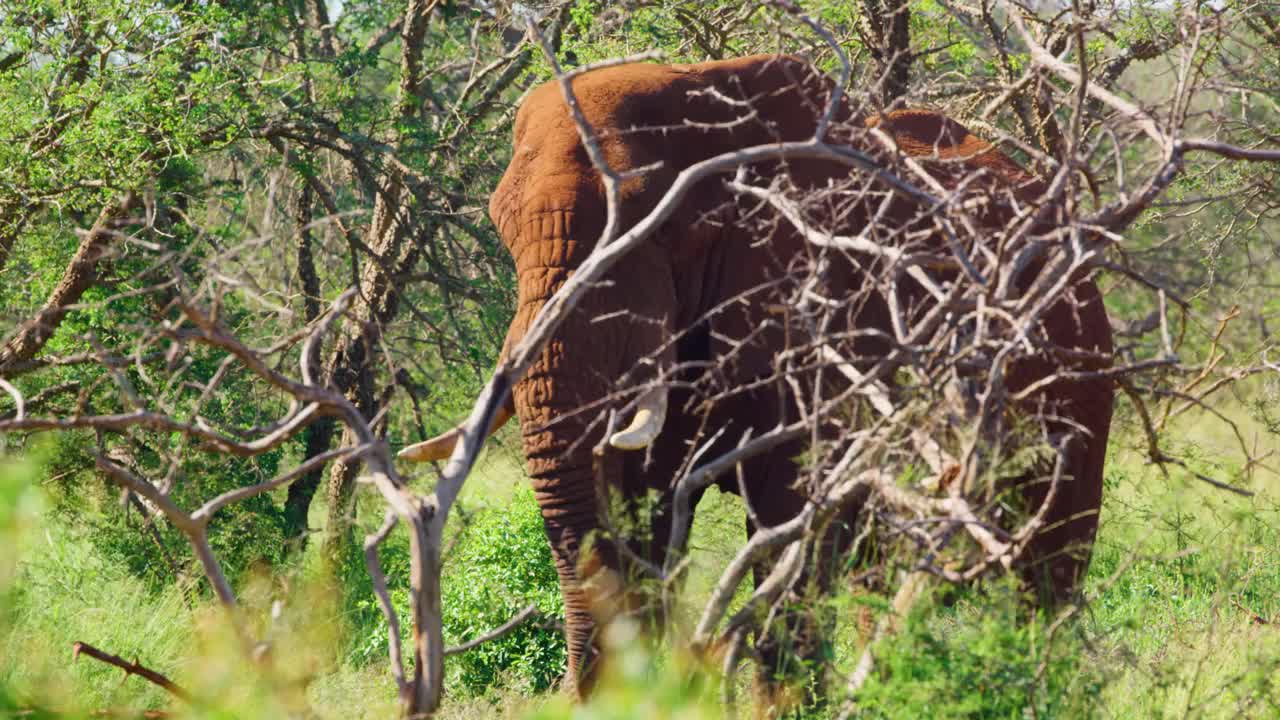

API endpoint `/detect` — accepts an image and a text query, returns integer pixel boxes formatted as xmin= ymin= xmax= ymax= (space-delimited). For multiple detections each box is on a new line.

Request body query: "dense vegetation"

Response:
xmin=2 ymin=0 xmax=1279 ymax=718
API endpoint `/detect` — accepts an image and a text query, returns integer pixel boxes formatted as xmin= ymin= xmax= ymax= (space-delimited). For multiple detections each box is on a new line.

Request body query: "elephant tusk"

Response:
xmin=609 ymin=387 xmax=668 ymax=450
xmin=398 ymin=402 xmax=514 ymax=463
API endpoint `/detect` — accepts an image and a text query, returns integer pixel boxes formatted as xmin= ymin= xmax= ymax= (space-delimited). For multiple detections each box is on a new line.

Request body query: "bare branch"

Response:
xmin=444 ymin=604 xmax=542 ymax=657
xmin=72 ymin=642 xmax=192 ymax=703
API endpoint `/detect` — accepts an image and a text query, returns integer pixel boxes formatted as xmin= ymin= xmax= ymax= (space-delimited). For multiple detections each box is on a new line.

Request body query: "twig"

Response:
xmin=0 ymin=377 xmax=23 ymax=420
xmin=1230 ymin=596 xmax=1269 ymax=625
xmin=363 ymin=511 xmax=408 ymax=699
xmin=443 ymin=604 xmax=543 ymax=656
xmin=71 ymin=642 xmax=191 ymax=703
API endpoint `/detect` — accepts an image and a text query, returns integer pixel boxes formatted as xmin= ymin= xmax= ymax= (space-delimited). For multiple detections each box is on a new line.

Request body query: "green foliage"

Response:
xmin=0 ymin=452 xmax=44 ymax=614
xmin=0 ymin=0 xmax=257 ymax=216
xmin=441 ymin=489 xmax=566 ymax=694
xmin=1084 ymin=440 xmax=1280 ymax=717
xmin=527 ymin=624 xmax=721 ymax=720
xmin=853 ymin=582 xmax=1104 ymax=719
xmin=10 ymin=431 xmax=1275 ymax=718
xmin=0 ymin=455 xmax=187 ymax=715
xmin=350 ymin=484 xmax=566 ymax=696
xmin=36 ymin=420 xmax=291 ymax=596
xmin=0 ymin=457 xmax=374 ymax=718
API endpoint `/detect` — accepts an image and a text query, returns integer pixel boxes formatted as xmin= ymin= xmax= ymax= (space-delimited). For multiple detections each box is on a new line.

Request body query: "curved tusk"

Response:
xmin=397 ymin=428 xmax=461 ymax=462
xmin=398 ymin=402 xmax=514 ymax=463
xmin=609 ymin=386 xmax=668 ymax=450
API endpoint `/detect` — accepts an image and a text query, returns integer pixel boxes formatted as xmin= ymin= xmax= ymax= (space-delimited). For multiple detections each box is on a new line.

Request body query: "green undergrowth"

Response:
xmin=849 ymin=582 xmax=1106 ymax=719
xmin=1084 ymin=438 xmax=1280 ymax=718
xmin=5 ymin=411 xmax=1280 ymax=718
xmin=347 ymin=469 xmax=568 ymax=697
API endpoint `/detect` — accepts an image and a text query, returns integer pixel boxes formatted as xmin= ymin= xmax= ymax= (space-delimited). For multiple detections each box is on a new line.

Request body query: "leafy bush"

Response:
xmin=442 ymin=487 xmax=566 ymax=695
xmin=351 ymin=483 xmax=566 ymax=696
xmin=852 ymin=581 xmax=1104 ymax=719
xmin=38 ymin=430 xmax=290 ymax=596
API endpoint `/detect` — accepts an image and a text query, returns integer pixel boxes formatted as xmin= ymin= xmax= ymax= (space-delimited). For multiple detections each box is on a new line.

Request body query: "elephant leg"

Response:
xmin=1007 ymin=282 xmax=1113 ymax=602
xmin=1016 ymin=426 xmax=1107 ymax=604
xmin=736 ymin=472 xmax=827 ymax=707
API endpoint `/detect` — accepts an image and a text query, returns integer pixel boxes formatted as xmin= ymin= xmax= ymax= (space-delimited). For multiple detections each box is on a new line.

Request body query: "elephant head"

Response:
xmin=399 ymin=54 xmax=851 ymax=691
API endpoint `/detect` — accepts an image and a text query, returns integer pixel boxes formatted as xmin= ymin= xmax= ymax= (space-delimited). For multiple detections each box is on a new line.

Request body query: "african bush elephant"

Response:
xmin=401 ymin=54 xmax=1114 ymax=695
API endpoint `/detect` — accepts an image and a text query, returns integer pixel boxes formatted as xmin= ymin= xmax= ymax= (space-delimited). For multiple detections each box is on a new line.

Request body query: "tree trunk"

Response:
xmin=0 ymin=194 xmax=136 ymax=375
xmin=282 ymin=178 xmax=328 ymax=547
xmin=863 ymin=0 xmax=912 ymax=105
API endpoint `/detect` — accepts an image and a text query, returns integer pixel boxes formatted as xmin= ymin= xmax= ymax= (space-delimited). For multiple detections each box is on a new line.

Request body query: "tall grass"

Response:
xmin=3 ymin=410 xmax=1280 ymax=718
xmin=1085 ymin=436 xmax=1280 ymax=718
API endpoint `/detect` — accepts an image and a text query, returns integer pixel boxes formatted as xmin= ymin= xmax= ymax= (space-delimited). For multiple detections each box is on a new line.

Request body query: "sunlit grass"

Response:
xmin=5 ymin=405 xmax=1280 ymax=718
xmin=1084 ymin=416 xmax=1280 ymax=719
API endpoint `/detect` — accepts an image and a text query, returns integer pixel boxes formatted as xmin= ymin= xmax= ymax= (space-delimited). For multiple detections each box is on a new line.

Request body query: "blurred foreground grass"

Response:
xmin=3 ymin=409 xmax=1280 ymax=718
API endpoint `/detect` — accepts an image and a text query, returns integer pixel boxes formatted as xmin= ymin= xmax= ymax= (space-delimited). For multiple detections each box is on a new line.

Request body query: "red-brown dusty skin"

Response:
xmin=447 ymin=54 xmax=1113 ymax=696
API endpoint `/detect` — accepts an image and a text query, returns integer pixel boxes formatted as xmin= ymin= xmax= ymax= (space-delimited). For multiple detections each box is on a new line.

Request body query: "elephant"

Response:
xmin=400 ymin=54 xmax=1114 ymax=696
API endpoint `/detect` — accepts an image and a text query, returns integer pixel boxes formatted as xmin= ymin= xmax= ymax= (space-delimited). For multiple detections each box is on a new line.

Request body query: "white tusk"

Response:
xmin=398 ymin=428 xmax=462 ymax=462
xmin=609 ymin=387 xmax=668 ymax=450
xmin=399 ymin=402 xmax=514 ymax=463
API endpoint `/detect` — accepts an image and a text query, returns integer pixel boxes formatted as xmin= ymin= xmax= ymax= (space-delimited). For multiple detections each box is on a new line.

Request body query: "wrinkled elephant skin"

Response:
xmin=414 ymin=55 xmax=1115 ymax=696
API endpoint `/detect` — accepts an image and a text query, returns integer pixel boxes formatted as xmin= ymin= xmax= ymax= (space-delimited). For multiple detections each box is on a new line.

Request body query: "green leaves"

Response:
xmin=854 ymin=581 xmax=1104 ymax=719
xmin=441 ymin=488 xmax=566 ymax=694
xmin=351 ymin=484 xmax=566 ymax=695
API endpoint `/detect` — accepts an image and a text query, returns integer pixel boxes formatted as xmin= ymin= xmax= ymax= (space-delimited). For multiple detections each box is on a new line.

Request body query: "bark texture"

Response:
xmin=0 ymin=194 xmax=136 ymax=376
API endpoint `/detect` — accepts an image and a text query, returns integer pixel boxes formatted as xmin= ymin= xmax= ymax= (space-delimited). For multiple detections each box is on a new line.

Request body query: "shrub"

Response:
xmin=351 ymin=483 xmax=566 ymax=696
xmin=852 ymin=580 xmax=1104 ymax=719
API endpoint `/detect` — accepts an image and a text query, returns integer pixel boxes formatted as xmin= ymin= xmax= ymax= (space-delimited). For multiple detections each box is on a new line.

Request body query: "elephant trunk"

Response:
xmin=492 ymin=187 xmax=678 ymax=693
xmin=514 ymin=312 xmax=621 ymax=694
xmin=528 ymin=463 xmax=607 ymax=694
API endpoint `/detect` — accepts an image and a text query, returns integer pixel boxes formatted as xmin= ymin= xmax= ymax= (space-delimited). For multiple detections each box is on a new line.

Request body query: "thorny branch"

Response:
xmin=72 ymin=641 xmax=192 ymax=703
